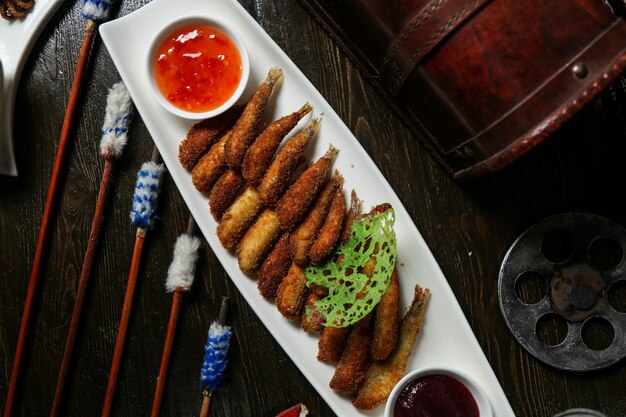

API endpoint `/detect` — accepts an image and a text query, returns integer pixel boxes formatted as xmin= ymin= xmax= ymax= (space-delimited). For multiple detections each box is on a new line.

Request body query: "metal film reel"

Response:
xmin=499 ymin=213 xmax=626 ymax=371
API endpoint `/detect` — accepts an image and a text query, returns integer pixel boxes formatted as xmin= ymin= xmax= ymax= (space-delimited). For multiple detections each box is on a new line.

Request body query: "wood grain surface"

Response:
xmin=2 ymin=1 xmax=626 ymax=416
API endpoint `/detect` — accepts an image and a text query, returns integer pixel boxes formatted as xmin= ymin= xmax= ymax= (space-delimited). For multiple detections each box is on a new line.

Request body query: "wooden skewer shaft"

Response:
xmin=200 ymin=392 xmax=212 ymax=417
xmin=149 ymin=290 xmax=184 ymax=417
xmin=100 ymin=227 xmax=147 ymax=417
xmin=49 ymin=158 xmax=115 ymax=417
xmin=3 ymin=20 xmax=98 ymax=417
xmin=149 ymin=216 xmax=196 ymax=417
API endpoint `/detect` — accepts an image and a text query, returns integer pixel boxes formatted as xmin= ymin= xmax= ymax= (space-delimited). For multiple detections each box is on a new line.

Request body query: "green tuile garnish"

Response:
xmin=304 ymin=203 xmax=396 ymax=327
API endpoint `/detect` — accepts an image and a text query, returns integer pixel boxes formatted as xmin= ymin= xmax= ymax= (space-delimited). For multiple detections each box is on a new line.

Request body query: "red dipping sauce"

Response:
xmin=154 ymin=24 xmax=243 ymax=113
xmin=394 ymin=375 xmax=479 ymax=417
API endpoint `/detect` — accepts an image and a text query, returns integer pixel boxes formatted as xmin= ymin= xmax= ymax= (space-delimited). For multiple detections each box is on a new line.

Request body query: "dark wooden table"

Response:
xmin=2 ymin=1 xmax=626 ymax=416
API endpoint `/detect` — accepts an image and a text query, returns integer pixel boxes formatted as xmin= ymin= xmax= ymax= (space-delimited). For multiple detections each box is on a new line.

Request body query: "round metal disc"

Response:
xmin=498 ymin=213 xmax=626 ymax=371
xmin=553 ymin=409 xmax=608 ymax=417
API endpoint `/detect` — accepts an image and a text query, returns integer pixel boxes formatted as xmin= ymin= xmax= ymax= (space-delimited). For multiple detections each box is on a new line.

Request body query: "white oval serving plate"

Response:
xmin=100 ymin=1 xmax=517 ymax=416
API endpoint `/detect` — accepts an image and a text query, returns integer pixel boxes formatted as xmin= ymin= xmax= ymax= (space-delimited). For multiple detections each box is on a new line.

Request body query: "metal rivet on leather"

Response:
xmin=572 ymin=62 xmax=589 ymax=79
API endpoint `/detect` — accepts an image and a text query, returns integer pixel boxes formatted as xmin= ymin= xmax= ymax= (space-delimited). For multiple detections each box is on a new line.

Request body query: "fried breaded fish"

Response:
xmin=237 ymin=210 xmax=282 ymax=275
xmin=258 ymin=118 xmax=320 ymax=207
xmin=318 ymin=326 xmax=351 ymax=363
xmin=257 ymin=233 xmax=292 ymax=298
xmin=225 ymin=67 xmax=283 ymax=168
xmin=275 ymin=262 xmax=309 ymax=321
xmin=371 ymin=268 xmax=399 ymax=360
xmin=178 ymin=104 xmax=243 ymax=170
xmin=209 ymin=169 xmax=245 ymax=221
xmin=191 ymin=130 xmax=231 ymax=193
xmin=242 ymin=103 xmax=312 ymax=185
xmin=329 ymin=314 xmax=374 ymax=393
xmin=216 ymin=187 xmax=262 ymax=249
xmin=300 ymin=291 xmax=326 ymax=333
xmin=352 ymin=285 xmax=430 ymax=410
xmin=276 ymin=145 xmax=338 ymax=231
xmin=309 ymin=185 xmax=346 ymax=263
xmin=290 ymin=173 xmax=342 ymax=265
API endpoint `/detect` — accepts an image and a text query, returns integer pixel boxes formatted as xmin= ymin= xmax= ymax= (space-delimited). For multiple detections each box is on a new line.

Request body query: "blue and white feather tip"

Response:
xmin=200 ymin=298 xmax=231 ymax=395
xmin=82 ymin=0 xmax=111 ymax=21
xmin=130 ymin=161 xmax=166 ymax=230
xmin=100 ymin=82 xmax=134 ymax=159
xmin=166 ymin=234 xmax=202 ymax=293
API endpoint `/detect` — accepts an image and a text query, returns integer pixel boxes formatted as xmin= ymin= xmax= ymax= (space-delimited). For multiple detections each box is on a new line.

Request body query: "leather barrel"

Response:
xmin=299 ymin=0 xmax=626 ymax=179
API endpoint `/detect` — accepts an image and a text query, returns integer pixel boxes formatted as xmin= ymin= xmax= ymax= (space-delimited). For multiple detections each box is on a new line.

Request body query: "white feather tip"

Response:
xmin=166 ymin=234 xmax=202 ymax=292
xmin=208 ymin=322 xmax=232 ymax=337
xmin=100 ymin=82 xmax=134 ymax=159
xmin=82 ymin=0 xmax=110 ymax=21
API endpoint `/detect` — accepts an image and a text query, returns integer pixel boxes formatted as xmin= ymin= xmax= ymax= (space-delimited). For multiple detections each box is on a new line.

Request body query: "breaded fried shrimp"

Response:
xmin=237 ymin=210 xmax=282 ymax=275
xmin=257 ymin=233 xmax=292 ymax=298
xmin=191 ymin=130 xmax=231 ymax=192
xmin=276 ymin=145 xmax=338 ymax=231
xmin=258 ymin=118 xmax=320 ymax=206
xmin=309 ymin=185 xmax=346 ymax=263
xmin=290 ymin=173 xmax=342 ymax=265
xmin=216 ymin=187 xmax=262 ymax=249
xmin=178 ymin=104 xmax=243 ymax=170
xmin=209 ymin=169 xmax=244 ymax=221
xmin=225 ymin=67 xmax=283 ymax=168
xmin=242 ymin=103 xmax=312 ymax=185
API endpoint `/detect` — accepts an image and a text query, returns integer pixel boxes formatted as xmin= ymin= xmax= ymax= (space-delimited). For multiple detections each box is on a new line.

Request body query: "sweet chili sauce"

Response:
xmin=394 ymin=375 xmax=479 ymax=417
xmin=154 ymin=24 xmax=243 ymax=113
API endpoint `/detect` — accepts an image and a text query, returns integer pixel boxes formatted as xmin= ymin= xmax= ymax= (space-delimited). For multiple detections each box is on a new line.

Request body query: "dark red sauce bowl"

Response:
xmin=385 ymin=368 xmax=492 ymax=417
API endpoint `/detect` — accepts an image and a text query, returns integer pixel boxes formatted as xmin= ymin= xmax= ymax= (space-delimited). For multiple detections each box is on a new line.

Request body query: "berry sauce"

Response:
xmin=394 ymin=375 xmax=480 ymax=417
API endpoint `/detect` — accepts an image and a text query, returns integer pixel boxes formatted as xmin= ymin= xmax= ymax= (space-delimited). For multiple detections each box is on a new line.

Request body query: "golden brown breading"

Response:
xmin=276 ymin=145 xmax=338 ymax=231
xmin=308 ymin=283 xmax=328 ymax=298
xmin=318 ymin=326 xmax=351 ymax=363
xmin=352 ymin=285 xmax=430 ymax=411
xmin=258 ymin=118 xmax=320 ymax=207
xmin=1 ymin=0 xmax=36 ymax=19
xmin=358 ymin=257 xmax=377 ymax=290
xmin=340 ymin=190 xmax=362 ymax=244
xmin=178 ymin=104 xmax=243 ymax=171
xmin=309 ymin=186 xmax=346 ymax=263
xmin=225 ymin=68 xmax=283 ymax=168
xmin=371 ymin=269 xmax=399 ymax=360
xmin=275 ymin=262 xmax=310 ymax=321
xmin=216 ymin=187 xmax=262 ymax=250
xmin=209 ymin=169 xmax=244 ymax=221
xmin=191 ymin=130 xmax=231 ymax=193
xmin=289 ymin=173 xmax=342 ymax=265
xmin=242 ymin=103 xmax=312 ymax=185
xmin=300 ymin=291 xmax=327 ymax=333
xmin=237 ymin=210 xmax=282 ymax=275
xmin=329 ymin=314 xmax=374 ymax=393
xmin=257 ymin=233 xmax=292 ymax=298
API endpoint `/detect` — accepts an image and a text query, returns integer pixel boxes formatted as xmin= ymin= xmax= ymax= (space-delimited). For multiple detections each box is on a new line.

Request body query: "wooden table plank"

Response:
xmin=1 ymin=0 xmax=626 ymax=416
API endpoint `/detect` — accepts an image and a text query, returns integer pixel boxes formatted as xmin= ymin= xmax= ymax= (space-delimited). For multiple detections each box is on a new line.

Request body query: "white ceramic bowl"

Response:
xmin=384 ymin=367 xmax=493 ymax=417
xmin=146 ymin=15 xmax=250 ymax=120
